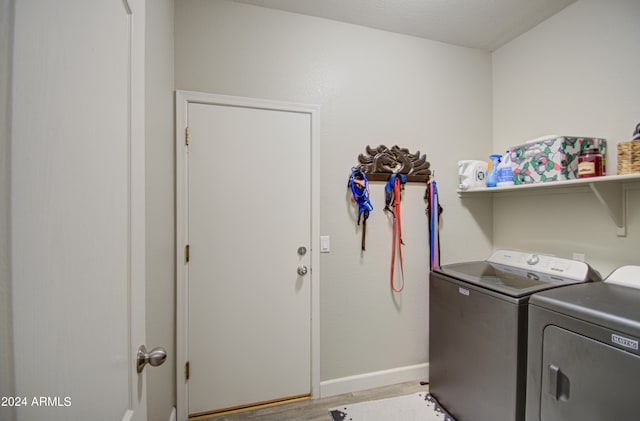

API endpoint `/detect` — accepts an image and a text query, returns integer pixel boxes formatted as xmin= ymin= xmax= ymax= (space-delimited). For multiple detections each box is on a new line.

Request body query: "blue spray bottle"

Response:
xmin=486 ymin=154 xmax=501 ymax=188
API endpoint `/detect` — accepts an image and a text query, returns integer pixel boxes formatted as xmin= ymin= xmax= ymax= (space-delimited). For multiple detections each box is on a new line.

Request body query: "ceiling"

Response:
xmin=229 ymin=0 xmax=576 ymax=51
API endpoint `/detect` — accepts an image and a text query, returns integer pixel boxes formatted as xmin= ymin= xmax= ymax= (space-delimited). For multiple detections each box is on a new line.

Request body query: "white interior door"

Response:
xmin=176 ymin=93 xmax=319 ymax=419
xmin=10 ymin=1 xmax=146 ymax=420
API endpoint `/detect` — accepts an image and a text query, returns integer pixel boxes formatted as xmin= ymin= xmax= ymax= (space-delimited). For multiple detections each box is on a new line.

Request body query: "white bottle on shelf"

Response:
xmin=497 ymin=150 xmax=515 ymax=186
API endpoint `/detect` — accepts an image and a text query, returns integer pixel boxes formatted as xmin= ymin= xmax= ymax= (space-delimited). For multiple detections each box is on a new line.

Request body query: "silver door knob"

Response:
xmin=297 ymin=265 xmax=308 ymax=276
xmin=137 ymin=345 xmax=167 ymax=373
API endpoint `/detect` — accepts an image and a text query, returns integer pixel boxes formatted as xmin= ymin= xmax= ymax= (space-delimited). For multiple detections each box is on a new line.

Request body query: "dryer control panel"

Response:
xmin=606 ymin=265 xmax=640 ymax=289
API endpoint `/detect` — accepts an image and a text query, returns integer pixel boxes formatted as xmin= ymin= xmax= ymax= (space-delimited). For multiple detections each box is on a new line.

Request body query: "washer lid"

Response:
xmin=434 ymin=260 xmax=588 ymax=298
xmin=434 ymin=250 xmax=601 ymax=298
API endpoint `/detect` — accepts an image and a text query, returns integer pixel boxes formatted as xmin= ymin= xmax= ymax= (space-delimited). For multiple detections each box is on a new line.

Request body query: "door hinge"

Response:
xmin=185 ymin=127 xmax=190 ymax=145
xmin=185 ymin=244 xmax=190 ymax=263
xmin=185 ymin=361 xmax=190 ymax=380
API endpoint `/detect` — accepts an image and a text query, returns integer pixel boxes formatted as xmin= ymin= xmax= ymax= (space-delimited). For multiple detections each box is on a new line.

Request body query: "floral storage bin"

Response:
xmin=511 ymin=136 xmax=607 ymax=185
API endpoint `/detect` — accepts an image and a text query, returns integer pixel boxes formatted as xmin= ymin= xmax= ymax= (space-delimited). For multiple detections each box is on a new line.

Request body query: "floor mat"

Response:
xmin=329 ymin=392 xmax=455 ymax=421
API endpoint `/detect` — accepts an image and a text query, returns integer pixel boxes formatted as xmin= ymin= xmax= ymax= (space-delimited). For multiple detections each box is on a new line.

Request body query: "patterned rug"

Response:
xmin=329 ymin=392 xmax=455 ymax=421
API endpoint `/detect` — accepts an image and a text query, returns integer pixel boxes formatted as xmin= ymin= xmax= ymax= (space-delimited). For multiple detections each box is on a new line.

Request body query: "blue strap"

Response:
xmin=384 ymin=173 xmax=406 ymax=212
xmin=349 ymin=167 xmax=374 ymax=251
xmin=349 ymin=167 xmax=373 ymax=224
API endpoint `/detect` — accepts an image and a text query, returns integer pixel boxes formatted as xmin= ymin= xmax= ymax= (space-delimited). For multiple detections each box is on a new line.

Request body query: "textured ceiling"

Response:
xmin=229 ymin=0 xmax=576 ymax=51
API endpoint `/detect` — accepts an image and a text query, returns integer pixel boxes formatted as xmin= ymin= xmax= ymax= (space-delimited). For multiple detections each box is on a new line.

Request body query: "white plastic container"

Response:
xmin=458 ymin=160 xmax=487 ymax=190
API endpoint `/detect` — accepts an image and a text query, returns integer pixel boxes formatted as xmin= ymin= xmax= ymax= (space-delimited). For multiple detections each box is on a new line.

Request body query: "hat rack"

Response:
xmin=356 ymin=145 xmax=431 ymax=182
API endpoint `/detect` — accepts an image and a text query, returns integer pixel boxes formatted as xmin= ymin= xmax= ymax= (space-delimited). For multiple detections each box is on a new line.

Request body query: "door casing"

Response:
xmin=175 ymin=90 xmax=320 ymax=421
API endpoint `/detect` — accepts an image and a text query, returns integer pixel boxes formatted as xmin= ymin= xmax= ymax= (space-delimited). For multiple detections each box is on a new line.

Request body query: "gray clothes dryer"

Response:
xmin=526 ymin=280 xmax=640 ymax=421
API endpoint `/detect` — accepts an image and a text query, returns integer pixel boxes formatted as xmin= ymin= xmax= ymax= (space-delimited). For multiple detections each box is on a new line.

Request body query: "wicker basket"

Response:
xmin=617 ymin=139 xmax=640 ymax=174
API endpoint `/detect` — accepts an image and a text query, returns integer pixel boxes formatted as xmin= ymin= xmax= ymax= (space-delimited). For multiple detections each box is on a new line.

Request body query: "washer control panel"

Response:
xmin=488 ymin=249 xmax=590 ymax=281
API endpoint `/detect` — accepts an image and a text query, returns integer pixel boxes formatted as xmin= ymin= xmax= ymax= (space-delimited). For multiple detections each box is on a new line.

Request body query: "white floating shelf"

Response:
xmin=457 ymin=173 xmax=640 ymax=237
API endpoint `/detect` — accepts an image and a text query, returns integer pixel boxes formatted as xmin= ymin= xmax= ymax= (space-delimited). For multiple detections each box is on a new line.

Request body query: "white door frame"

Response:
xmin=126 ymin=0 xmax=147 ymax=419
xmin=175 ymin=90 xmax=320 ymax=421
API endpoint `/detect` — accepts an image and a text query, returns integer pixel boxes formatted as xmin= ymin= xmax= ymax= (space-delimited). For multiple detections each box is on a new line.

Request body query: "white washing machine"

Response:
xmin=526 ymin=266 xmax=640 ymax=421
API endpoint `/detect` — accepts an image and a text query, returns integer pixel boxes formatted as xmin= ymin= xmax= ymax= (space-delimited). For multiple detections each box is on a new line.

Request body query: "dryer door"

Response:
xmin=541 ymin=325 xmax=640 ymax=421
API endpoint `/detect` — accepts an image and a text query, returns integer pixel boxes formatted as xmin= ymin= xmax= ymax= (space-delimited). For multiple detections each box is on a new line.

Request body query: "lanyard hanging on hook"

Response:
xmin=425 ymin=176 xmax=442 ymax=269
xmin=385 ymin=173 xmax=406 ymax=292
xmin=348 ymin=167 xmax=373 ymax=251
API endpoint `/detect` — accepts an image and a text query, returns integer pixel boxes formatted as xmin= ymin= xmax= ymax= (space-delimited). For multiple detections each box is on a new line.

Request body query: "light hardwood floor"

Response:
xmin=200 ymin=381 xmax=429 ymax=421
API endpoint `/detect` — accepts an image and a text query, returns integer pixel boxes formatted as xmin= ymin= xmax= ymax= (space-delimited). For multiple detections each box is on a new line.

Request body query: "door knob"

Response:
xmin=137 ymin=345 xmax=167 ymax=373
xmin=297 ymin=265 xmax=308 ymax=276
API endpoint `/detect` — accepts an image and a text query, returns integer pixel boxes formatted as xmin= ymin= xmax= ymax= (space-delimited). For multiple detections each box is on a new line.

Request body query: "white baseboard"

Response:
xmin=319 ymin=363 xmax=429 ymax=398
xmin=123 ymin=406 xmax=176 ymax=421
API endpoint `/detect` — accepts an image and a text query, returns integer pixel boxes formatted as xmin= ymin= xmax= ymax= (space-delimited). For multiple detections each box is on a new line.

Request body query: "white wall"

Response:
xmin=0 ymin=1 xmax=15 ymax=420
xmin=492 ymin=0 xmax=640 ymax=276
xmin=145 ymin=0 xmax=175 ymax=420
xmin=174 ymin=0 xmax=492 ymax=384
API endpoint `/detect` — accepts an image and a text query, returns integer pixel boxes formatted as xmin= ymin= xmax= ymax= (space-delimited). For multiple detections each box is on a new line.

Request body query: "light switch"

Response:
xmin=320 ymin=236 xmax=330 ymax=253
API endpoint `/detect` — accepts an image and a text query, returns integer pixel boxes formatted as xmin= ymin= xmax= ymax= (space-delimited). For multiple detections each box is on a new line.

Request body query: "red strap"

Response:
xmin=390 ymin=177 xmax=404 ymax=292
